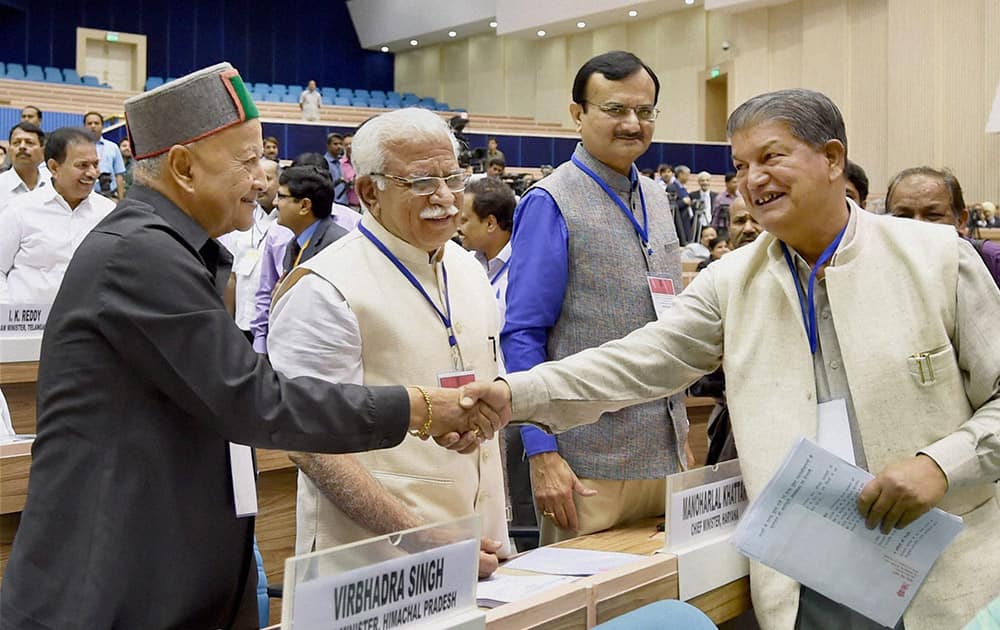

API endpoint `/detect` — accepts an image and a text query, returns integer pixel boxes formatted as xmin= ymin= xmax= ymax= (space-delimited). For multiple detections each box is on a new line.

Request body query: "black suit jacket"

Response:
xmin=283 ymin=215 xmax=350 ymax=271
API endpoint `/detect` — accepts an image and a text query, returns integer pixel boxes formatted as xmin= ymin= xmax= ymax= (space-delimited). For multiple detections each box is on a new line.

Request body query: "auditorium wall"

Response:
xmin=0 ymin=0 xmax=393 ymax=92
xmin=395 ymin=0 xmax=1000 ymax=203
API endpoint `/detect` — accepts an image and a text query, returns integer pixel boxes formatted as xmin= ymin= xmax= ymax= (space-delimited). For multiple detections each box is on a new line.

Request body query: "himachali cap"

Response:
xmin=124 ymin=62 xmax=259 ymax=160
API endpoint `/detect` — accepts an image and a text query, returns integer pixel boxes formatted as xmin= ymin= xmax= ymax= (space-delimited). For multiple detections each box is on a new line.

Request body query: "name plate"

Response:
xmin=0 ymin=304 xmax=50 ymax=336
xmin=665 ymin=459 xmax=747 ymax=550
xmin=291 ymin=537 xmax=478 ymax=630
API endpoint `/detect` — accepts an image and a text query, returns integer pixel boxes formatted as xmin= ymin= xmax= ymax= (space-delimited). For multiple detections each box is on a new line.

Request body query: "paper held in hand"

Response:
xmin=730 ymin=438 xmax=963 ymax=628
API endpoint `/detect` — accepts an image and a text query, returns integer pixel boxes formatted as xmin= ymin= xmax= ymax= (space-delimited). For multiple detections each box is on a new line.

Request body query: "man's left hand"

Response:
xmin=857 ymin=454 xmax=949 ymax=534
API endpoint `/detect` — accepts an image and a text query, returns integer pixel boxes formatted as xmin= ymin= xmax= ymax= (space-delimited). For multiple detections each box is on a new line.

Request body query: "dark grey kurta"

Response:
xmin=0 ymin=185 xmax=410 ymax=629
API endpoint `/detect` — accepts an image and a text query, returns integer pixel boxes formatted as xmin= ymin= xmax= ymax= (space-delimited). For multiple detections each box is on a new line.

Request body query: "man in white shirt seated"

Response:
xmin=268 ymin=108 xmax=510 ymax=578
xmin=0 ymin=127 xmax=116 ymax=303
xmin=0 ymin=123 xmax=50 ymax=211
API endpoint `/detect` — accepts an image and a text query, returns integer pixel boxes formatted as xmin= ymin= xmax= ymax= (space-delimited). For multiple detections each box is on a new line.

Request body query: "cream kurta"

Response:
xmin=507 ymin=206 xmax=1000 ymax=630
xmin=271 ymin=213 xmax=510 ymax=557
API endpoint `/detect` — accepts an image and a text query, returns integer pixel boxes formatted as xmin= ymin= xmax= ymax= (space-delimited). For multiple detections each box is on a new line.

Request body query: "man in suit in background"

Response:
xmin=274 ymin=165 xmax=348 ymax=272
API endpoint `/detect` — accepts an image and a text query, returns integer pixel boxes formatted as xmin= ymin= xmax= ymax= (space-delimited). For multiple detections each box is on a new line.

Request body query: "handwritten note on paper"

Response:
xmin=730 ymin=438 xmax=963 ymax=628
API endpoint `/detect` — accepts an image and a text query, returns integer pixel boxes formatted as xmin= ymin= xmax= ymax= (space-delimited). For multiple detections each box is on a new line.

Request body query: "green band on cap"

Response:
xmin=228 ymin=74 xmax=259 ymax=120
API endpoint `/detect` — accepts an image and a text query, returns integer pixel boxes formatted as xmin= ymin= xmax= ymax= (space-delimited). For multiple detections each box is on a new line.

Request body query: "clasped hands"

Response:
xmin=407 ymin=380 xmax=513 ymax=453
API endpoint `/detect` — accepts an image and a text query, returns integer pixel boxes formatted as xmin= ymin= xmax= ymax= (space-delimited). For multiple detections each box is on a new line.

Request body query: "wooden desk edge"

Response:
xmin=0 ymin=362 xmax=39 ymax=385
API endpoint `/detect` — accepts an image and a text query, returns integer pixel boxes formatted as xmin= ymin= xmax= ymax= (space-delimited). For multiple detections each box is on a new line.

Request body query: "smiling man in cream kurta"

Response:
xmin=269 ymin=108 xmax=510 ymax=578
xmin=468 ymin=89 xmax=1000 ymax=629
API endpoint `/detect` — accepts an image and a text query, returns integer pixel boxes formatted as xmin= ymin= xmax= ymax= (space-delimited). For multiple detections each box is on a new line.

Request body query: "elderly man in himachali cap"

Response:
xmin=0 ymin=62 xmax=502 ymax=629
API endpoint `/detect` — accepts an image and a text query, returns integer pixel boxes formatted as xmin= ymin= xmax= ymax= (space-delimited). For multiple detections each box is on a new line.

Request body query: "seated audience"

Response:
xmin=885 ymin=166 xmax=1000 ymax=287
xmin=0 ymin=123 xmax=49 ymax=210
xmin=696 ymin=236 xmax=730 ymax=271
xmin=683 ymin=225 xmax=717 ymax=261
xmin=844 ymin=159 xmax=869 ymax=209
xmin=0 ymin=127 xmax=115 ymax=303
xmin=268 ymin=108 xmax=509 ymax=577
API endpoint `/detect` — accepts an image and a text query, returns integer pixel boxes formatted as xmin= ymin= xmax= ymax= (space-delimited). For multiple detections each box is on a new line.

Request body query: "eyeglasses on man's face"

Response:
xmin=374 ymin=172 xmax=468 ymax=196
xmin=585 ymin=101 xmax=660 ymax=122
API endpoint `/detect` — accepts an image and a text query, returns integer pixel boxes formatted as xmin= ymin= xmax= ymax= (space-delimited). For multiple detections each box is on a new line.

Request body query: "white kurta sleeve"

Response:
xmin=267 ymin=272 xmax=363 ymax=385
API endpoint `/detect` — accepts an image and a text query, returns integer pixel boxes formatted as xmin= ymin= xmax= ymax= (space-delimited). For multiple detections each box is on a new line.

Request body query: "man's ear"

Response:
xmin=823 ymin=139 xmax=846 ymax=182
xmin=485 ymin=214 xmax=498 ymax=232
xmin=569 ymin=102 xmax=584 ymax=132
xmin=357 ymin=175 xmax=380 ymax=217
xmin=166 ymin=145 xmax=195 ymax=194
xmin=299 ymin=197 xmax=312 ymax=216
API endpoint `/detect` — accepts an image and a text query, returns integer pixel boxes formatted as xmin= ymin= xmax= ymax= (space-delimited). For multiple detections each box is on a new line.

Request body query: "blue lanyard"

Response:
xmin=571 ymin=155 xmax=652 ymax=256
xmin=358 ymin=224 xmax=457 ymax=347
xmin=780 ymin=222 xmax=849 ymax=354
xmin=489 ymin=260 xmax=509 ymax=285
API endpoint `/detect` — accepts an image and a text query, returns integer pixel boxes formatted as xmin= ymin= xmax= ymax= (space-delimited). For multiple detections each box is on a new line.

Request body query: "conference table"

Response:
xmin=1 ymin=343 xmax=751 ymax=628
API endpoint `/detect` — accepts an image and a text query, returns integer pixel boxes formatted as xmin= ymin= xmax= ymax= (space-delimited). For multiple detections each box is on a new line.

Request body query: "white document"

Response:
xmin=475 ymin=574 xmax=577 ymax=608
xmin=730 ymin=438 xmax=963 ymax=628
xmin=816 ymin=399 xmax=855 ymax=465
xmin=501 ymin=547 xmax=640 ymax=576
xmin=228 ymin=443 xmax=258 ymax=518
xmin=646 ymin=273 xmax=676 ymax=319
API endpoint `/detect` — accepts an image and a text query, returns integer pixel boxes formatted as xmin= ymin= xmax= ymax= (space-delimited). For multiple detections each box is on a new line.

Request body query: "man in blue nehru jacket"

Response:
xmin=502 ymin=51 xmax=692 ymax=545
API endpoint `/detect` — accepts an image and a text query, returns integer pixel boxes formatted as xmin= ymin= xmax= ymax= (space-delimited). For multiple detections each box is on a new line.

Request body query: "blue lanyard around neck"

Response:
xmin=780 ymin=222 xmax=849 ymax=354
xmin=571 ymin=155 xmax=652 ymax=256
xmin=358 ymin=223 xmax=457 ymax=347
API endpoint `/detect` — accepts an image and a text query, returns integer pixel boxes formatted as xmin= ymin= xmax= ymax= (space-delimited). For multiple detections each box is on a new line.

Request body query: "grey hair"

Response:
xmin=352 ymin=108 xmax=459 ymax=180
xmin=133 ymin=153 xmax=168 ymax=186
xmin=727 ymin=88 xmax=847 ymax=156
xmin=675 ymin=165 xmax=690 ymax=176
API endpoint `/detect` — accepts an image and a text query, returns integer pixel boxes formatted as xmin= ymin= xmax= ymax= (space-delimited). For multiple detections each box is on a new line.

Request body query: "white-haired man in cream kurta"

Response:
xmin=269 ymin=108 xmax=510 ymax=578
xmin=467 ymin=89 xmax=1000 ymax=629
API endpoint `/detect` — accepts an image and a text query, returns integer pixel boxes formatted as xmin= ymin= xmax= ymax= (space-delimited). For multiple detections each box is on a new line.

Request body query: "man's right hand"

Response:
xmin=407 ymin=386 xmax=506 ymax=453
xmin=529 ymin=451 xmax=597 ymax=532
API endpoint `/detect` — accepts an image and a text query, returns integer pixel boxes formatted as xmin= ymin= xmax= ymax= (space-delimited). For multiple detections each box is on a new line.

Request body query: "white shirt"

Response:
xmin=0 ymin=166 xmax=51 ymax=213
xmin=0 ymin=186 xmax=115 ymax=303
xmin=299 ymin=90 xmax=322 ymax=120
xmin=473 ymin=240 xmax=512 ymax=331
xmin=217 ymin=206 xmax=275 ymax=330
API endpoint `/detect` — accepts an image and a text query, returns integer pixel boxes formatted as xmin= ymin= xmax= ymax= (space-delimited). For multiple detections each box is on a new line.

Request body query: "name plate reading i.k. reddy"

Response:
xmin=284 ymin=516 xmax=482 ymax=630
xmin=0 ymin=304 xmax=50 ymax=336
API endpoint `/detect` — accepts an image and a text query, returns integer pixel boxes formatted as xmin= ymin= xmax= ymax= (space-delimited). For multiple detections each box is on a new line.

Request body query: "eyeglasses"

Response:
xmin=374 ymin=172 xmax=468 ymax=196
xmin=585 ymin=101 xmax=660 ymax=122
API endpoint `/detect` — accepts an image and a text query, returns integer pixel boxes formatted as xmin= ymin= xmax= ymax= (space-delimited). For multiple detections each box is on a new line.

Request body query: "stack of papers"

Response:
xmin=475 ymin=574 xmax=576 ymax=608
xmin=501 ymin=547 xmax=641 ymax=576
xmin=731 ymin=438 xmax=963 ymax=628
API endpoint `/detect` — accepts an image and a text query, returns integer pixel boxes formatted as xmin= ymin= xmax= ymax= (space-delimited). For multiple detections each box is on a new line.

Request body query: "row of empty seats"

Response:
xmin=0 ymin=62 xmax=109 ymax=88
xmin=147 ymin=76 xmax=461 ymax=111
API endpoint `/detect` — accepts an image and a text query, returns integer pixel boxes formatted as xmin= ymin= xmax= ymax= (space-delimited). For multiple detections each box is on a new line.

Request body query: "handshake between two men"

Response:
xmin=408 ymin=381 xmax=514 ymax=454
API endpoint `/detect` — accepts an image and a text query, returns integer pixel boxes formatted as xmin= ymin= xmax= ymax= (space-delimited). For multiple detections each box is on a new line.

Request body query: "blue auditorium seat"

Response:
xmin=287 ymin=85 xmax=303 ymax=96
xmin=43 ymin=67 xmax=62 ymax=83
xmin=264 ymin=92 xmax=283 ymax=103
xmin=63 ymin=68 xmax=81 ymax=84
xmin=0 ymin=62 xmax=6 ymax=77
xmin=351 ymin=98 xmax=369 ymax=108
xmin=353 ymin=89 xmax=370 ymax=99
xmin=368 ymin=96 xmax=385 ymax=108
xmin=145 ymin=76 xmax=164 ymax=90
xmin=25 ymin=66 xmax=45 ymax=82
xmin=370 ymin=90 xmax=386 ymax=100
xmin=81 ymin=75 xmax=100 ymax=87
xmin=6 ymin=63 xmax=25 ymax=80
xmin=435 ymin=102 xmax=450 ymax=111
xmin=253 ymin=82 xmax=270 ymax=92
xmin=166 ymin=77 xmax=178 ymax=83
xmin=402 ymin=92 xmax=417 ymax=100
xmin=321 ymin=95 xmax=333 ymax=105
xmin=387 ymin=91 xmax=401 ymax=100
xmin=334 ymin=96 xmax=351 ymax=107
xmin=418 ymin=97 xmax=436 ymax=109
xmin=271 ymin=84 xmax=287 ymax=94
xmin=281 ymin=94 xmax=298 ymax=104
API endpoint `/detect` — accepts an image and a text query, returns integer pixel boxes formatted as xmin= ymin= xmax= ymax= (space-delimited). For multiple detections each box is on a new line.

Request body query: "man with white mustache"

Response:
xmin=268 ymin=107 xmax=510 ymax=578
xmin=0 ymin=126 xmax=114 ymax=303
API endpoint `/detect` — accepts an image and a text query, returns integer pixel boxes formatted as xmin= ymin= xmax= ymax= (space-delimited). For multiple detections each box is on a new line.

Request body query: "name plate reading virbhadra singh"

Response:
xmin=291 ymin=538 xmax=479 ymax=630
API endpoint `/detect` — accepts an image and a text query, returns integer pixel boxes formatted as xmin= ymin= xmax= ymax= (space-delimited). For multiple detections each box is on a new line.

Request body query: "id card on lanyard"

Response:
xmin=646 ymin=273 xmax=676 ymax=319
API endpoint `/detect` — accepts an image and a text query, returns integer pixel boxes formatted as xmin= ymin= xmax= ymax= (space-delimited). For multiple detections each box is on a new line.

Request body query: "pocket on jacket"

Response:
xmin=906 ymin=344 xmax=958 ymax=386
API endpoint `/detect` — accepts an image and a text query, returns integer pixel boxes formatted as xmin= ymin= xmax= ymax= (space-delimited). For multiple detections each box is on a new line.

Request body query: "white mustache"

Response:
xmin=420 ymin=205 xmax=459 ymax=220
